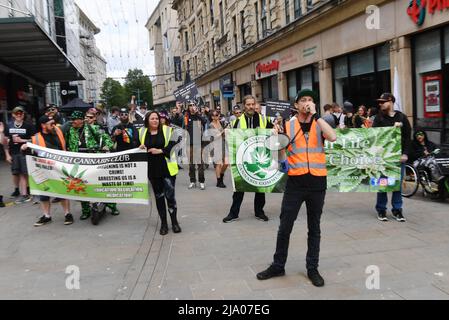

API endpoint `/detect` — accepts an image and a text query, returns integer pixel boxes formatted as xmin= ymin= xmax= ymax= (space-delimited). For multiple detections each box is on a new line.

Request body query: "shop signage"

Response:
xmin=422 ymin=73 xmax=443 ymax=118
xmin=303 ymin=46 xmax=317 ymax=58
xmin=220 ymin=74 xmax=234 ymax=98
xmin=407 ymin=0 xmax=449 ymax=26
xmin=255 ymin=60 xmax=280 ymax=79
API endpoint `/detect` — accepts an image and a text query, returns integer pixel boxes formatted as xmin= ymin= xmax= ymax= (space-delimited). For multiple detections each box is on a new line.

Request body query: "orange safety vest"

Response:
xmin=32 ymin=127 xmax=66 ymax=151
xmin=285 ymin=118 xmax=327 ymax=177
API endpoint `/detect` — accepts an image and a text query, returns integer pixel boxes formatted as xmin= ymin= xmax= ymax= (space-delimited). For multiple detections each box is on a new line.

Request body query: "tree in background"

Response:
xmin=124 ymin=69 xmax=153 ymax=108
xmin=100 ymin=78 xmax=127 ymax=108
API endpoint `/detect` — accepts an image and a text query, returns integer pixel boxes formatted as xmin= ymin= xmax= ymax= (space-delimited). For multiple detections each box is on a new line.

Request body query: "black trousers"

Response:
xmin=150 ymin=177 xmax=177 ymax=224
xmin=272 ymin=190 xmax=326 ymax=271
xmin=229 ymin=192 xmax=266 ymax=217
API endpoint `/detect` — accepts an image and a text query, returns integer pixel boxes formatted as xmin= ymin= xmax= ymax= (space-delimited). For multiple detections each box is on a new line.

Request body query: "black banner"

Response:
xmin=265 ymin=100 xmax=292 ymax=118
xmin=173 ymin=82 xmax=199 ymax=103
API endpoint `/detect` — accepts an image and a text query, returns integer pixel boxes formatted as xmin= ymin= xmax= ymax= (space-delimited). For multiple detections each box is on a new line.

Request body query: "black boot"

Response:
xmin=159 ymin=210 xmax=169 ymax=235
xmin=216 ymin=177 xmax=226 ymax=188
xmin=217 ymin=173 xmax=227 ymax=188
xmin=169 ymin=209 xmax=182 ymax=233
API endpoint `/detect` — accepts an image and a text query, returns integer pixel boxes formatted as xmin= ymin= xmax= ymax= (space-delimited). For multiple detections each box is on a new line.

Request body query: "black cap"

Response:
xmin=377 ymin=93 xmax=396 ymax=103
xmin=343 ymin=101 xmax=354 ymax=113
xmin=119 ymin=107 xmax=129 ymax=114
xmin=38 ymin=115 xmax=53 ymax=126
xmin=295 ymin=89 xmax=317 ymax=103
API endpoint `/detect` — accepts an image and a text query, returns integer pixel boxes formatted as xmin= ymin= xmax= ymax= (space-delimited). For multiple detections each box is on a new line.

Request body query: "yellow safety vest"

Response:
xmin=232 ymin=113 xmax=267 ymax=129
xmin=139 ymin=125 xmax=179 ymax=176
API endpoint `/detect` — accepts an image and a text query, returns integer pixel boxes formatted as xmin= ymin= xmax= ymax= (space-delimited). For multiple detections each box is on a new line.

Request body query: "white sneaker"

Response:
xmin=188 ymin=182 xmax=196 ymax=189
xmin=199 ymin=183 xmax=205 ymax=190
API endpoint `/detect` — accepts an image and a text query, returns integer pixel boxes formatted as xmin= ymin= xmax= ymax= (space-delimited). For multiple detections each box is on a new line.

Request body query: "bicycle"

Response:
xmin=401 ymin=149 xmax=449 ymax=200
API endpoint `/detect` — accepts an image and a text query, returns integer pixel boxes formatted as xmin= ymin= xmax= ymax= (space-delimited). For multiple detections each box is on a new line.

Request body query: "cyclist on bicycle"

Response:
xmin=65 ymin=110 xmax=118 ymax=220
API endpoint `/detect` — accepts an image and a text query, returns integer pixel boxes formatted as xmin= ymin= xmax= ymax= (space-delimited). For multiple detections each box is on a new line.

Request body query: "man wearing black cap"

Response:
xmin=4 ymin=106 xmax=35 ymax=203
xmin=256 ymin=89 xmax=336 ymax=287
xmin=21 ymin=115 xmax=73 ymax=226
xmin=373 ymin=93 xmax=411 ymax=222
xmin=112 ymin=107 xmax=139 ymax=152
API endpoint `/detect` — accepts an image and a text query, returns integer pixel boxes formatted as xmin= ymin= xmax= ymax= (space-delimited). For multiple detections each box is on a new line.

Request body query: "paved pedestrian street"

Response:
xmin=1 ymin=163 xmax=449 ymax=300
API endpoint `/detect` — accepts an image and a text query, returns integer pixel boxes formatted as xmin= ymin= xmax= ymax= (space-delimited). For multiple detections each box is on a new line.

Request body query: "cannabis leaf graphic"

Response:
xmin=60 ymin=164 xmax=88 ymax=194
xmin=244 ymin=146 xmax=273 ymax=179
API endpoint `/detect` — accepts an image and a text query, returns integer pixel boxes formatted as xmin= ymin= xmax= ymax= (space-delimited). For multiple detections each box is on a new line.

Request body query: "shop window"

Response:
xmin=261 ymin=75 xmax=279 ymax=101
xmin=414 ymin=30 xmax=442 ymax=129
xmin=376 ymin=45 xmax=390 ymax=72
xmin=350 ymin=50 xmax=374 ymax=76
xmin=333 ymin=46 xmax=390 ymax=108
xmin=445 ymin=27 xmax=449 ymax=64
xmin=286 ymin=65 xmax=320 ymax=104
xmin=287 ymin=70 xmax=297 ymax=101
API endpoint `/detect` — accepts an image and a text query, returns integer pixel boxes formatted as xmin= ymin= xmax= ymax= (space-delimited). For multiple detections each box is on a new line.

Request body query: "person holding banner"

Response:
xmin=222 ymin=95 xmax=272 ymax=223
xmin=21 ymin=115 xmax=74 ymax=226
xmin=373 ymin=93 xmax=411 ymax=222
xmin=139 ymin=111 xmax=181 ymax=236
xmin=257 ymin=89 xmax=336 ymax=287
xmin=65 ymin=111 xmax=119 ymax=220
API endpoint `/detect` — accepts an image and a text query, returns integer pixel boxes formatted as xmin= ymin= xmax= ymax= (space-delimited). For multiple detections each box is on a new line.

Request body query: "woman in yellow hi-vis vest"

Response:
xmin=257 ymin=89 xmax=336 ymax=287
xmin=139 ymin=112 xmax=180 ymax=235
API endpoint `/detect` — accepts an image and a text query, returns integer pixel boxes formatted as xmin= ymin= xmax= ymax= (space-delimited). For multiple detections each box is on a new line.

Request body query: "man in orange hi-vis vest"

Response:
xmin=22 ymin=115 xmax=73 ymax=227
xmin=257 ymin=89 xmax=337 ymax=287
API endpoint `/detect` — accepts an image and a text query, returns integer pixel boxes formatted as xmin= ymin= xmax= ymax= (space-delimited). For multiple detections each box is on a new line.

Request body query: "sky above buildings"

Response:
xmin=75 ymin=0 xmax=159 ymax=82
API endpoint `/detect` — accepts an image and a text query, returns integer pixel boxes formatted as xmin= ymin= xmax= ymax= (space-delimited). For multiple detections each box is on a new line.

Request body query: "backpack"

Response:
xmin=332 ymin=113 xmax=342 ymax=127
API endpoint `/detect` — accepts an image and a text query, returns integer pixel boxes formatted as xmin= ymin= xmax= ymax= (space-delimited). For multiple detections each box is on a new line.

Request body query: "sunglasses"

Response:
xmin=120 ymin=113 xmax=129 ymax=116
xmin=85 ymin=116 xmax=95 ymax=119
xmin=14 ymin=112 xmax=24 ymax=115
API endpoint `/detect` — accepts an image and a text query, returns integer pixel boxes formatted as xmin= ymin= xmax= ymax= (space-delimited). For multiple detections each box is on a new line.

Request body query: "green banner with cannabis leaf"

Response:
xmin=227 ymin=127 xmax=401 ymax=193
xmin=227 ymin=129 xmax=288 ymax=193
xmin=326 ymin=127 xmax=401 ymax=192
xmin=26 ymin=144 xmax=150 ymax=204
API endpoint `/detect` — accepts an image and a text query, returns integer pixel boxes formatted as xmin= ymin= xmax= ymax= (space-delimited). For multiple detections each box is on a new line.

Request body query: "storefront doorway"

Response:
xmin=413 ymin=27 xmax=449 ymax=147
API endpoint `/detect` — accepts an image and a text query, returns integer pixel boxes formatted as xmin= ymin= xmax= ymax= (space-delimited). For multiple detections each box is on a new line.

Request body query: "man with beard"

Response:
xmin=223 ymin=95 xmax=272 ymax=223
xmin=21 ymin=115 xmax=73 ymax=226
xmin=373 ymin=93 xmax=411 ymax=222
xmin=65 ymin=111 xmax=118 ymax=219
xmin=112 ymin=107 xmax=139 ymax=152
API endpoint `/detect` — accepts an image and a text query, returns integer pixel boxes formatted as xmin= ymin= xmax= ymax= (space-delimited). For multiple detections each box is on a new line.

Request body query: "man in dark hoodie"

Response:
xmin=183 ymin=100 xmax=208 ymax=190
xmin=373 ymin=93 xmax=411 ymax=222
xmin=410 ymin=130 xmax=438 ymax=162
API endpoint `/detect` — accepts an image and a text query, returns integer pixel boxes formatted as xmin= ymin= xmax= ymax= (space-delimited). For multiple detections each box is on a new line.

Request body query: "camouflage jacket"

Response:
xmin=66 ymin=124 xmax=113 ymax=152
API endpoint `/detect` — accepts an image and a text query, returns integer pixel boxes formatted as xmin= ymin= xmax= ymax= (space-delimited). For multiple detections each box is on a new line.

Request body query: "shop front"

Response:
xmin=412 ymin=26 xmax=449 ymax=145
xmin=0 ymin=17 xmax=84 ymax=122
xmin=255 ymin=56 xmax=280 ymax=101
xmin=332 ymin=45 xmax=391 ymax=108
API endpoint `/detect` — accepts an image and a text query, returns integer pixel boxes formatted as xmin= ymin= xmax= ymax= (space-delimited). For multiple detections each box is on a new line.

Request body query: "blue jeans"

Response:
xmin=376 ymin=164 xmax=405 ymax=212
